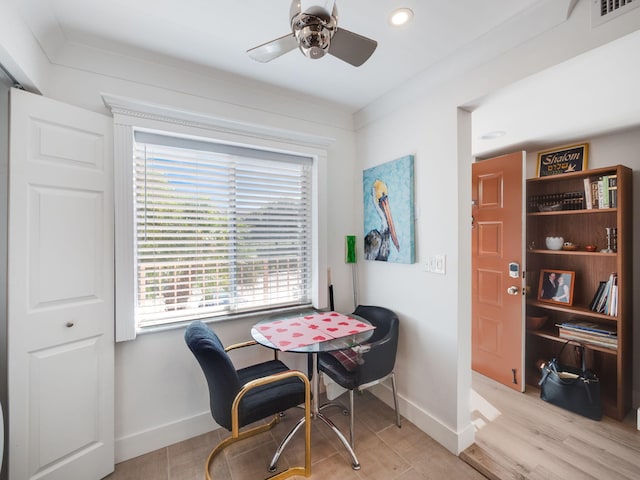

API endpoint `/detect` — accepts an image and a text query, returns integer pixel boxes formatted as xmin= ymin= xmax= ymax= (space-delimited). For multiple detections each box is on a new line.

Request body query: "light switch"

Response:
xmin=424 ymin=254 xmax=446 ymax=274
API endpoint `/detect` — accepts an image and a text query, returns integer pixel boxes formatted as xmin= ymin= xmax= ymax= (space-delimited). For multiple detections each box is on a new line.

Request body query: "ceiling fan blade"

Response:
xmin=328 ymin=28 xmax=377 ymax=67
xmin=247 ymin=34 xmax=299 ymax=63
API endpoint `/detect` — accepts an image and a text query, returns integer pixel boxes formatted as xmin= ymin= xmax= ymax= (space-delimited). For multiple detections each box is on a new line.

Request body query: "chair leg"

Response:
xmin=205 ymin=418 xmax=277 ymax=480
xmin=205 ymin=416 xmax=311 ymax=480
xmin=349 ymin=389 xmax=355 ymax=448
xmin=391 ymin=372 xmax=401 ymax=428
xmin=268 ymin=416 xmax=306 ymax=472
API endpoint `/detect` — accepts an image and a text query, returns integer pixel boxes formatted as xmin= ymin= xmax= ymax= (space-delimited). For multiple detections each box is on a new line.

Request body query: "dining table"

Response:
xmin=251 ymin=310 xmax=375 ymax=471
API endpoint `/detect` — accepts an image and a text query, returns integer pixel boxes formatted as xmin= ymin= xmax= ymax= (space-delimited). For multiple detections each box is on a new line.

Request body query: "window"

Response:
xmin=132 ymin=130 xmax=313 ymax=328
xmin=105 ymin=93 xmax=329 ymax=341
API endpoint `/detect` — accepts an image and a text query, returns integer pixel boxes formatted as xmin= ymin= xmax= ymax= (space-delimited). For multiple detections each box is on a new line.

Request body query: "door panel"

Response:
xmin=29 ymin=338 xmax=101 ymax=470
xmin=472 ymin=152 xmax=525 ymax=391
xmin=9 ymin=88 xmax=114 ymax=479
xmin=29 ymin=186 xmax=104 ymax=307
xmin=477 ymin=222 xmax=501 ymax=256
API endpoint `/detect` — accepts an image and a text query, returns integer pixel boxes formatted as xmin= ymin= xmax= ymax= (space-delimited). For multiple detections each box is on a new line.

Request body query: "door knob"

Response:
xmin=507 ymin=286 xmax=520 ymax=296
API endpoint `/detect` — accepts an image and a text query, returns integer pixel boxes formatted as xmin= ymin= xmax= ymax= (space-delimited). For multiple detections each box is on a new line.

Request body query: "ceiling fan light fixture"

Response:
xmin=389 ymin=8 xmax=413 ymax=27
xmin=298 ymin=25 xmax=331 ymax=59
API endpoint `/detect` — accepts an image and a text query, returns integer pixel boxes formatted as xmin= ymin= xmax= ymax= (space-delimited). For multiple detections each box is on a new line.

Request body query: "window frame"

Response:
xmin=105 ymin=94 xmax=330 ymax=341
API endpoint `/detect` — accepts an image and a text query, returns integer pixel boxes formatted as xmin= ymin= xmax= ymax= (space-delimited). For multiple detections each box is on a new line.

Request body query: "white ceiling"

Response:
xmin=472 ymin=27 xmax=640 ymax=157
xmin=16 ymin=0 xmax=544 ymax=110
xmin=12 ymin=0 xmax=640 ymax=155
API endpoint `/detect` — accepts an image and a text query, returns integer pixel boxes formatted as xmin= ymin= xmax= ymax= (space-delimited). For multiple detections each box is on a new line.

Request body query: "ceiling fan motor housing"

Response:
xmin=291 ymin=7 xmax=337 ymax=59
xmin=247 ymin=0 xmax=376 ymax=66
xmin=297 ymin=25 xmax=331 ymax=58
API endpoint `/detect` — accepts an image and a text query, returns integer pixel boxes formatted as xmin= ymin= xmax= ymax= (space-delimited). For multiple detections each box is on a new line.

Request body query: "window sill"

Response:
xmin=133 ymin=304 xmax=316 ymax=338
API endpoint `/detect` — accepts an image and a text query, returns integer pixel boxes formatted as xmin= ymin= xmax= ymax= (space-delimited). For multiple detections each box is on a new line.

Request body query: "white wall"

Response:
xmin=0 ymin=64 xmax=13 ymax=480
xmin=354 ymin=0 xmax=640 ymax=454
xmin=0 ymin=0 xmax=49 ymax=92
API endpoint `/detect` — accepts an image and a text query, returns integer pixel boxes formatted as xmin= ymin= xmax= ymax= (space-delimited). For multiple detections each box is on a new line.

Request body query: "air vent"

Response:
xmin=592 ymin=0 xmax=639 ymax=26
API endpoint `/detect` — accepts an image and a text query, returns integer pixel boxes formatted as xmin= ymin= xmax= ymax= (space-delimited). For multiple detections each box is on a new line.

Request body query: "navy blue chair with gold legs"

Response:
xmin=185 ymin=320 xmax=311 ymax=480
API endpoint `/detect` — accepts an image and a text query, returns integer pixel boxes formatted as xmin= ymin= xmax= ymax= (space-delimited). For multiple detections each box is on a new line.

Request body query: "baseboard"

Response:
xmin=369 ymin=382 xmax=475 ymax=455
xmin=115 ymin=411 xmax=218 ymax=463
xmin=116 ymin=384 xmax=477 ymax=463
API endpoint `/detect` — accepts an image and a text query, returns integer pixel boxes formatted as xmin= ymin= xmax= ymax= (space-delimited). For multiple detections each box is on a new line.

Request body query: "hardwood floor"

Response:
xmin=462 ymin=372 xmax=640 ymax=480
xmin=106 ymin=390 xmax=485 ymax=480
xmin=106 ymin=374 xmax=640 ymax=479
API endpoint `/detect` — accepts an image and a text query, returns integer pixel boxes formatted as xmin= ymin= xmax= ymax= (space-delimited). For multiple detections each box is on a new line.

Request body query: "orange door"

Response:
xmin=472 ymin=152 xmax=525 ymax=391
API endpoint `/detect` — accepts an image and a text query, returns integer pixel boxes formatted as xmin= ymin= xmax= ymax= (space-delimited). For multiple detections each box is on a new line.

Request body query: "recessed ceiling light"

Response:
xmin=480 ymin=130 xmax=507 ymax=140
xmin=390 ymin=8 xmax=414 ymax=27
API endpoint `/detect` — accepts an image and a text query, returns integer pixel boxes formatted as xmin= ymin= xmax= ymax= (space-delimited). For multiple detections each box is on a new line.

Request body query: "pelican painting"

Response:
xmin=362 ymin=155 xmax=415 ymax=264
xmin=364 ymin=180 xmax=399 ymax=260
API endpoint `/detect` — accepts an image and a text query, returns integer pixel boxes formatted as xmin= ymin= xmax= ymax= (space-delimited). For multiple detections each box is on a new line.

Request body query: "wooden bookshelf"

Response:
xmin=525 ymin=165 xmax=632 ymax=420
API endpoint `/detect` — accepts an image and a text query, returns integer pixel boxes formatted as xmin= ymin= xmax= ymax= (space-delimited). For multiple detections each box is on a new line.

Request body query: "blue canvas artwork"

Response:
xmin=363 ymin=155 xmax=415 ymax=263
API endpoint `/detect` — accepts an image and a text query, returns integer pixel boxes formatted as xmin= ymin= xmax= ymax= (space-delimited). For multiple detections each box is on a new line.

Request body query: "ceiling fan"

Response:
xmin=247 ymin=0 xmax=377 ymax=67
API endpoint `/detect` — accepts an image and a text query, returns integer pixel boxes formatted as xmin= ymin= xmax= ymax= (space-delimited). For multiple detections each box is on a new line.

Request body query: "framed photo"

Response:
xmin=537 ymin=269 xmax=575 ymax=306
xmin=537 ymin=143 xmax=588 ymax=177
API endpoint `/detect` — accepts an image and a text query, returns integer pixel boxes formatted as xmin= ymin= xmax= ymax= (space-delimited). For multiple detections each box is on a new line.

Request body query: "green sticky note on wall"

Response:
xmin=345 ymin=235 xmax=356 ymax=263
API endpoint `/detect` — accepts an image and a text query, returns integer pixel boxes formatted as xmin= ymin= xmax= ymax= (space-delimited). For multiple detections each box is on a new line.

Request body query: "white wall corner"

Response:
xmin=12 ymin=0 xmax=66 ymax=62
xmin=0 ymin=0 xmax=50 ymax=93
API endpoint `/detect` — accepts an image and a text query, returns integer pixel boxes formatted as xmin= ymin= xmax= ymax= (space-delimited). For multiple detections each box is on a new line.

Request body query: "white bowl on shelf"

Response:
xmin=545 ymin=236 xmax=564 ymax=250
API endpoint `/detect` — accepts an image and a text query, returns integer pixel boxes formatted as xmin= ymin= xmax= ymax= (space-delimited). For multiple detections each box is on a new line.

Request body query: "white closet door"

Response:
xmin=8 ymin=88 xmax=114 ymax=479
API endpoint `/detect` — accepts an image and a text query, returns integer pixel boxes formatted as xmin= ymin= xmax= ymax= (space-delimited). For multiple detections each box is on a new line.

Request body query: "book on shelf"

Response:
xmin=607 ymin=274 xmax=618 ymax=316
xmin=558 ymin=330 xmax=618 ymax=349
xmin=591 ymin=272 xmax=618 ymax=316
xmin=594 ymin=275 xmax=611 ymax=313
xmin=557 ymin=320 xmax=616 ymax=336
xmin=558 ymin=328 xmax=618 ymax=343
xmin=583 ymin=178 xmax=593 ymax=210
xmin=599 ymin=175 xmax=610 ymax=208
xmin=582 ymin=174 xmax=618 ymax=209
xmin=608 ymin=174 xmax=618 ymax=208
xmin=609 ymin=280 xmax=618 ymax=316
xmin=588 ymin=280 xmax=607 ymax=310
xmin=589 ymin=178 xmax=600 ymax=208
xmin=556 ymin=321 xmax=618 ymax=350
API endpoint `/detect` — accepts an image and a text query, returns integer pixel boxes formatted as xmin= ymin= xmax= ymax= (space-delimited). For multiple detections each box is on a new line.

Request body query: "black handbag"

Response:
xmin=538 ymin=341 xmax=602 ymax=420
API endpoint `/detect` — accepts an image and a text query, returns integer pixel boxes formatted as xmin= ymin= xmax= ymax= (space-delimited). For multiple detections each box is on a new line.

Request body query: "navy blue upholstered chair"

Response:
xmin=185 ymin=320 xmax=311 ymax=480
xmin=318 ymin=305 xmax=401 ymax=449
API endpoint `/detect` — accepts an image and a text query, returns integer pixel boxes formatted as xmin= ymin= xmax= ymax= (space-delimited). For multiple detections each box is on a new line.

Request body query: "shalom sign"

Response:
xmin=537 ymin=143 xmax=589 ymax=177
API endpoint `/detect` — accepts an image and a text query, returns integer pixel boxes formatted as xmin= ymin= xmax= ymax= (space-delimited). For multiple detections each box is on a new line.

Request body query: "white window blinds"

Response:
xmin=133 ymin=130 xmax=313 ymax=327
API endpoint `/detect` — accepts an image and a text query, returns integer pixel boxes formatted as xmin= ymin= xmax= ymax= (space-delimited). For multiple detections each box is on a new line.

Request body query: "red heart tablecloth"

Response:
xmin=256 ymin=312 xmax=375 ymax=351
